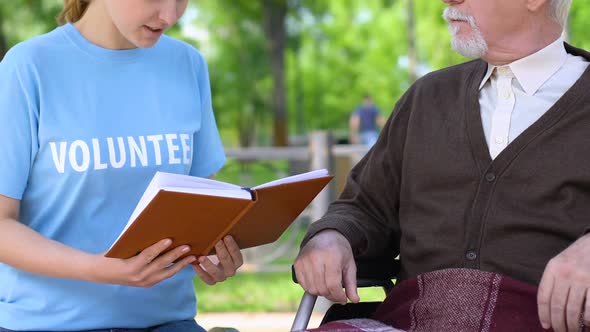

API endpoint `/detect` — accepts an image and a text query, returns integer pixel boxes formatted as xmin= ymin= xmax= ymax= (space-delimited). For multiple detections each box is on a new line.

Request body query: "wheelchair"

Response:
xmin=290 ymin=256 xmax=401 ymax=331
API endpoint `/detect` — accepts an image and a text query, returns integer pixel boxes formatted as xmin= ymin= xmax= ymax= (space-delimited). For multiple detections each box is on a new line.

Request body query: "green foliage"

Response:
xmin=414 ymin=1 xmax=464 ymax=70
xmin=187 ymin=1 xmax=273 ymax=147
xmin=290 ymin=1 xmax=410 ymax=131
xmin=1 ymin=0 xmax=61 ymax=47
xmin=569 ymin=1 xmax=590 ymax=50
xmin=2 ymin=0 xmax=589 ymax=145
xmin=189 ymin=0 xmax=480 ymax=145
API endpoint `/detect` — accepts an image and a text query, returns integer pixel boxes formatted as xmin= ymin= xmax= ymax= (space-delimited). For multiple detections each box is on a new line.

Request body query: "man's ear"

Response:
xmin=526 ymin=0 xmax=549 ymax=13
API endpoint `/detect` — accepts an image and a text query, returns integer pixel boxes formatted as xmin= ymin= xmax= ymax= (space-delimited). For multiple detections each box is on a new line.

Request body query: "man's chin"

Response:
xmin=453 ymin=47 xmax=486 ymax=59
xmin=451 ymin=37 xmax=488 ymax=58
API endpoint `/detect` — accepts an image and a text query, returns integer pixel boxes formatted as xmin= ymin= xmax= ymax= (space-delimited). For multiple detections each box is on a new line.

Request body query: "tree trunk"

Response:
xmin=294 ymin=45 xmax=304 ymax=136
xmin=0 ymin=9 xmax=7 ymax=61
xmin=261 ymin=0 xmax=288 ymax=146
xmin=407 ymin=0 xmax=417 ymax=82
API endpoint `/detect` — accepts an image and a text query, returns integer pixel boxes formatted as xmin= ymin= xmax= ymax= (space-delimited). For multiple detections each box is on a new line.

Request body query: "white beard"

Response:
xmin=443 ymin=7 xmax=488 ymax=58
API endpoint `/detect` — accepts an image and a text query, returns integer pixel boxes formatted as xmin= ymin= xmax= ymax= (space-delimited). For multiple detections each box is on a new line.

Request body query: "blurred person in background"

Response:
xmin=348 ymin=94 xmax=386 ymax=147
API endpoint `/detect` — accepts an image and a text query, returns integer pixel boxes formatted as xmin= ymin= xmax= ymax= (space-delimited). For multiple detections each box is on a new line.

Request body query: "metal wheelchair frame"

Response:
xmin=290 ymin=257 xmax=400 ymax=331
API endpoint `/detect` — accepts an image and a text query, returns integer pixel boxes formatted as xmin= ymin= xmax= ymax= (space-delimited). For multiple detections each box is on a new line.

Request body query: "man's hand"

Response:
xmin=193 ymin=235 xmax=243 ymax=285
xmin=293 ymin=230 xmax=359 ymax=304
xmin=538 ymin=233 xmax=590 ymax=332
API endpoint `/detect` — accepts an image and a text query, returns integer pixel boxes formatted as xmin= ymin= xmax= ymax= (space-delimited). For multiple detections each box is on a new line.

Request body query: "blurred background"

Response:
xmin=2 ymin=1 xmax=589 ymax=331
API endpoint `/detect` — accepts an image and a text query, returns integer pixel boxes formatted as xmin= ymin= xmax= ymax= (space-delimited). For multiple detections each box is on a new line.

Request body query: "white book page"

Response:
xmin=253 ymin=169 xmax=329 ymax=189
xmin=153 ymin=172 xmax=242 ymax=191
xmin=160 ymin=187 xmax=251 ymax=200
xmin=128 ymin=172 xmax=243 ymax=222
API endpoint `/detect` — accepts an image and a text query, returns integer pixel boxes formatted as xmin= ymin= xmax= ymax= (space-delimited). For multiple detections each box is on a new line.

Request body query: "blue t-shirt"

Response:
xmin=0 ymin=24 xmax=225 ymax=330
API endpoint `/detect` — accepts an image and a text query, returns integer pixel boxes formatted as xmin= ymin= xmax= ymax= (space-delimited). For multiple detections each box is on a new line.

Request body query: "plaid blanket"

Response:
xmin=300 ymin=318 xmax=406 ymax=332
xmin=302 ymin=268 xmax=585 ymax=332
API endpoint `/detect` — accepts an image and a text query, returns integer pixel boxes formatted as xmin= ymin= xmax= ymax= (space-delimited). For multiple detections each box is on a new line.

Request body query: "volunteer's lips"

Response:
xmin=144 ymin=25 xmax=165 ymax=38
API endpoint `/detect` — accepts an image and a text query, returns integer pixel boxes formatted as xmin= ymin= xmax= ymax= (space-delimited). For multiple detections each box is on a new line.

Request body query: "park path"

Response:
xmin=197 ymin=312 xmax=323 ymax=332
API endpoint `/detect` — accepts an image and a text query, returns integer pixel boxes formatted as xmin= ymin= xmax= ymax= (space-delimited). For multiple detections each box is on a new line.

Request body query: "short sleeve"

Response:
xmin=0 ymin=47 xmax=39 ymax=199
xmin=188 ymin=53 xmax=225 ymax=177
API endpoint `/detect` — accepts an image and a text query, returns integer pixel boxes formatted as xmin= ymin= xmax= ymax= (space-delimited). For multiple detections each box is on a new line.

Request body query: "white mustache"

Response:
xmin=442 ymin=7 xmax=478 ymax=29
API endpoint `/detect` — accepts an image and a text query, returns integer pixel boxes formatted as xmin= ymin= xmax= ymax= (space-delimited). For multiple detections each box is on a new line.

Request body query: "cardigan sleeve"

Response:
xmin=301 ymin=86 xmax=416 ymax=259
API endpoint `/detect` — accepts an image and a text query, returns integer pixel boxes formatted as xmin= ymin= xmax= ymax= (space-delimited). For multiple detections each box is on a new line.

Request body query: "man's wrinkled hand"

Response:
xmin=294 ymin=230 xmax=359 ymax=304
xmin=538 ymin=233 xmax=590 ymax=332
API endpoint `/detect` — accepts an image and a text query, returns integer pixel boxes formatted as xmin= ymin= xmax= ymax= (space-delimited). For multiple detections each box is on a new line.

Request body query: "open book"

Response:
xmin=105 ymin=169 xmax=333 ymax=259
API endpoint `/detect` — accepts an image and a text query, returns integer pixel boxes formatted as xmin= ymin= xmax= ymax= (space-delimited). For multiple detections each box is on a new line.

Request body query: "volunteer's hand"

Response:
xmin=193 ymin=235 xmax=243 ymax=285
xmin=538 ymin=233 xmax=590 ymax=332
xmin=294 ymin=230 xmax=359 ymax=304
xmin=93 ymin=238 xmax=196 ymax=287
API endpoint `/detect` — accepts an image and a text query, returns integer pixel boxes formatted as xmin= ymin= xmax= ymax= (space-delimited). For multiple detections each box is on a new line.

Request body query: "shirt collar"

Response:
xmin=479 ymin=37 xmax=568 ymax=95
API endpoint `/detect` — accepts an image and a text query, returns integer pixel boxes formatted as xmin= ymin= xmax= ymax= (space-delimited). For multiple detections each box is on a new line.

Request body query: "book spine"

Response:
xmin=240 ymin=187 xmax=256 ymax=201
xmin=203 ymin=198 xmax=257 ymax=256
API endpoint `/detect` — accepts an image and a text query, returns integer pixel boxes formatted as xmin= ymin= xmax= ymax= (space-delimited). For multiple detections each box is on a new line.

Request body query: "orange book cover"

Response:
xmin=105 ymin=170 xmax=332 ymax=259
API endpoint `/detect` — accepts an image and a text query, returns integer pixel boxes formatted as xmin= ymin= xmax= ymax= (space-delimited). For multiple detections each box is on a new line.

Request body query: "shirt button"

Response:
xmin=502 ymin=90 xmax=512 ymax=100
xmin=494 ymin=137 xmax=504 ymax=144
xmin=466 ymin=250 xmax=478 ymax=261
xmin=485 ymin=173 xmax=496 ymax=182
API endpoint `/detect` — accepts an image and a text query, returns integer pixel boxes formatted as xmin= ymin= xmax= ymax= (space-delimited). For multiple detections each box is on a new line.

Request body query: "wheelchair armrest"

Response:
xmin=291 ymin=256 xmax=400 ymax=287
xmin=290 ymin=256 xmax=400 ymax=332
xmin=355 ymin=256 xmax=400 ymax=287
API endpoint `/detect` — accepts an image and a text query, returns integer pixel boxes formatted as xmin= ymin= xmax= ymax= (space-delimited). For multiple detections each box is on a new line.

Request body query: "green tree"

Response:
xmin=190 ymin=1 xmax=272 ymax=147
xmin=0 ymin=8 xmax=6 ymax=60
xmin=0 ymin=0 xmax=61 ymax=59
xmin=286 ymin=0 xmax=436 ymax=134
xmin=5 ymin=1 xmax=583 ymax=146
xmin=261 ymin=0 xmax=288 ymax=146
xmin=569 ymin=0 xmax=590 ymax=50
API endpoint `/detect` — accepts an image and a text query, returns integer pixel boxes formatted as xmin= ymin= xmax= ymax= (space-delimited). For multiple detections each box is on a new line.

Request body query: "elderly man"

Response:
xmin=294 ymin=0 xmax=589 ymax=331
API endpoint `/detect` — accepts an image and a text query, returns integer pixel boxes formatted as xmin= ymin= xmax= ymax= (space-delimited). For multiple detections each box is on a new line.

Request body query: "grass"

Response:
xmin=194 ymin=271 xmax=387 ymax=312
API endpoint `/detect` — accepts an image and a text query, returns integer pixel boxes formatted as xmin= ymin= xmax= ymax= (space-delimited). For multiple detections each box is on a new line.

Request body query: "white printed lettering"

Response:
xmin=128 ymin=136 xmax=148 ymax=167
xmin=92 ymin=138 xmax=108 ymax=170
xmin=107 ymin=137 xmax=126 ymax=168
xmin=180 ymin=133 xmax=191 ymax=164
xmin=146 ymin=135 xmax=163 ymax=166
xmin=165 ymin=134 xmax=181 ymax=165
xmin=49 ymin=142 xmax=67 ymax=174
xmin=49 ymin=133 xmax=192 ymax=173
xmin=69 ymin=140 xmax=90 ymax=172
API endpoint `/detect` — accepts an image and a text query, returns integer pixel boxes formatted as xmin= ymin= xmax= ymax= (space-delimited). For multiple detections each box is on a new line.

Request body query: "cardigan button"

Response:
xmin=485 ymin=173 xmax=496 ymax=182
xmin=466 ymin=250 xmax=478 ymax=261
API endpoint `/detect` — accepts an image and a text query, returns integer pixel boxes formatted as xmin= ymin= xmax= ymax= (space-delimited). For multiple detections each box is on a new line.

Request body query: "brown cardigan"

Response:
xmin=303 ymin=44 xmax=590 ymax=285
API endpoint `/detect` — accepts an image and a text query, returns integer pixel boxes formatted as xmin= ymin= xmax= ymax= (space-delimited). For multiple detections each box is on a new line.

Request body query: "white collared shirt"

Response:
xmin=479 ymin=37 xmax=589 ymax=159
